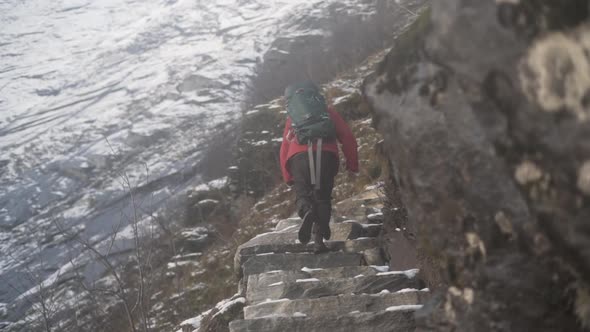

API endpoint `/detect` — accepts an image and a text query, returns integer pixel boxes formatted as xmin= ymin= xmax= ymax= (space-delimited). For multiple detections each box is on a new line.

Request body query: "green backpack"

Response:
xmin=285 ymin=82 xmax=337 ymax=145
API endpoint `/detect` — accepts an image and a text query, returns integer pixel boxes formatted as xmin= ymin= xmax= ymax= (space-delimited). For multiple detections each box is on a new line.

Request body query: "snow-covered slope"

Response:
xmin=1 ymin=0 xmax=335 ymax=294
xmin=1 ymin=0 xmax=344 ymax=231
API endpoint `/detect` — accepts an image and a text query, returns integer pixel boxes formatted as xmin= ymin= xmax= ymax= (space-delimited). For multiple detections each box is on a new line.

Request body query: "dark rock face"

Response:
xmin=230 ymin=101 xmax=285 ymax=198
xmin=364 ymin=1 xmax=590 ymax=331
xmin=248 ymin=0 xmax=429 ymax=105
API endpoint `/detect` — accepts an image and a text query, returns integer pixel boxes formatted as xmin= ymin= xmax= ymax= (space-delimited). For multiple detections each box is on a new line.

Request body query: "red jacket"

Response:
xmin=279 ymin=107 xmax=359 ymax=184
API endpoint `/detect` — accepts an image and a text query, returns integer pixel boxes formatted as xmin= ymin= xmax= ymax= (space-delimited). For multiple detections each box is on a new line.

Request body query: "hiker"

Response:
xmin=279 ymin=82 xmax=359 ymax=253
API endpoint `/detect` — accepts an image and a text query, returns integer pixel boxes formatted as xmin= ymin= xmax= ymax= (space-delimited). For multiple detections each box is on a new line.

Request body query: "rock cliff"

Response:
xmin=364 ymin=1 xmax=590 ymax=331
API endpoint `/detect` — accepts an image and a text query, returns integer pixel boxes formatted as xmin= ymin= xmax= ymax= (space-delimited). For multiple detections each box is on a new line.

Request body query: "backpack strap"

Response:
xmin=286 ymin=127 xmax=296 ymax=142
xmin=315 ymin=138 xmax=322 ymax=191
xmin=308 ymin=143 xmax=316 ymax=188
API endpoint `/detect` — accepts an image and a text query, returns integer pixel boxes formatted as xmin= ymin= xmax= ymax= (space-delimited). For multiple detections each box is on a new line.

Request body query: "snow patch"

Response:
xmin=215 ymin=297 xmax=246 ymax=316
xmin=367 ymin=212 xmax=383 ymax=218
xmin=376 ymin=269 xmax=419 ymax=278
xmin=385 ymin=304 xmax=423 ymax=312
xmin=251 ymin=140 xmax=268 ymax=146
xmin=262 ymin=298 xmax=290 ymax=304
xmin=396 ymin=288 xmax=419 ymax=294
xmin=279 ymin=225 xmax=298 ymax=233
xmin=176 ymin=309 xmax=211 ymax=332
xmin=197 ymin=199 xmax=219 ymax=205
xmin=370 ymin=265 xmax=390 ymax=272
xmin=194 ymin=177 xmax=229 ymax=192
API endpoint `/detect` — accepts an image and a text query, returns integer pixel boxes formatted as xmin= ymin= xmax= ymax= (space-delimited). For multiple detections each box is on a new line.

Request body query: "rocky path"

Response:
xmin=228 ymin=196 xmax=429 ymax=332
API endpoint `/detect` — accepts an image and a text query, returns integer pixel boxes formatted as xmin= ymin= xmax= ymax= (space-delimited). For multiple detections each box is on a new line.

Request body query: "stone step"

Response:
xmin=243 ymin=290 xmax=429 ymax=319
xmin=239 ymin=237 xmax=380 ymax=256
xmin=247 ymin=265 xmax=393 ymax=291
xmin=230 ymin=305 xmax=420 ymax=332
xmin=241 ymin=252 xmax=363 ymax=277
xmin=235 ymin=238 xmax=384 ymax=275
xmin=362 ymin=223 xmax=383 ymax=237
xmin=334 ymin=189 xmax=385 ymax=224
xmin=243 ymin=221 xmax=371 ymax=246
xmin=247 ymin=269 xmax=424 ymax=304
xmin=275 ymin=218 xmax=382 ymax=237
xmin=275 ymin=217 xmax=302 ymax=231
xmin=300 ymin=265 xmax=390 ymax=279
xmin=235 ymin=222 xmax=368 ymax=268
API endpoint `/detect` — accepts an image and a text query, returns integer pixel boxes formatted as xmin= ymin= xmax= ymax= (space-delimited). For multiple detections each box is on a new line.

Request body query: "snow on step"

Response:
xmin=241 ymin=252 xmax=363 ymax=277
xmin=386 ymin=304 xmax=424 ymax=312
xmin=246 ymin=265 xmax=392 ymax=298
xmin=229 ymin=308 xmax=416 ymax=332
xmin=234 ymin=232 xmax=382 ymax=273
xmin=246 ymin=270 xmax=424 ymax=304
xmin=243 ymin=291 xmax=429 ymax=319
xmin=376 ymin=268 xmax=420 ymax=278
xmin=247 ymin=265 xmax=391 ymax=291
xmin=295 ymin=278 xmax=321 ymax=283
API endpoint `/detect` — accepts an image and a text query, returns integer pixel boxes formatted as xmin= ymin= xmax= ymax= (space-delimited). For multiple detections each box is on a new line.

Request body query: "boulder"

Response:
xmin=176 ymin=227 xmax=210 ymax=254
xmin=330 ymin=221 xmax=364 ymax=241
xmin=362 ymin=247 xmax=386 ymax=266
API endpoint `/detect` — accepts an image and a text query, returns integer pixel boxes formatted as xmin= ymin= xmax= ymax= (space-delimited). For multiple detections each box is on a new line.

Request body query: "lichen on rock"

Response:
xmin=520 ymin=23 xmax=590 ymax=120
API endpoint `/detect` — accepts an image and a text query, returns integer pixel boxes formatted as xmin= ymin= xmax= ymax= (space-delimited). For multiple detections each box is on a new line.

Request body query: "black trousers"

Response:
xmin=287 ymin=151 xmax=338 ymax=228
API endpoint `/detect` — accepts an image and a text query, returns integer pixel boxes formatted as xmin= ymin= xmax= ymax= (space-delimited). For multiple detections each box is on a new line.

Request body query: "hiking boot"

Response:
xmin=298 ymin=210 xmax=314 ymax=245
xmin=313 ymin=230 xmax=329 ymax=254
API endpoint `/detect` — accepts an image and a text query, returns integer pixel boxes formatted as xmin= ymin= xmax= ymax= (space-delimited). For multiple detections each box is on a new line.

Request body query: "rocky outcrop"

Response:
xmin=364 ymin=1 xmax=590 ymax=331
xmin=248 ymin=0 xmax=430 ymax=105
xmin=227 ymin=187 xmax=430 ymax=332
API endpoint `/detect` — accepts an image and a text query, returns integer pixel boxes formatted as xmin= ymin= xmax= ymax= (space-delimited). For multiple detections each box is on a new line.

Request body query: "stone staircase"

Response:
xmin=229 ymin=205 xmax=429 ymax=332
